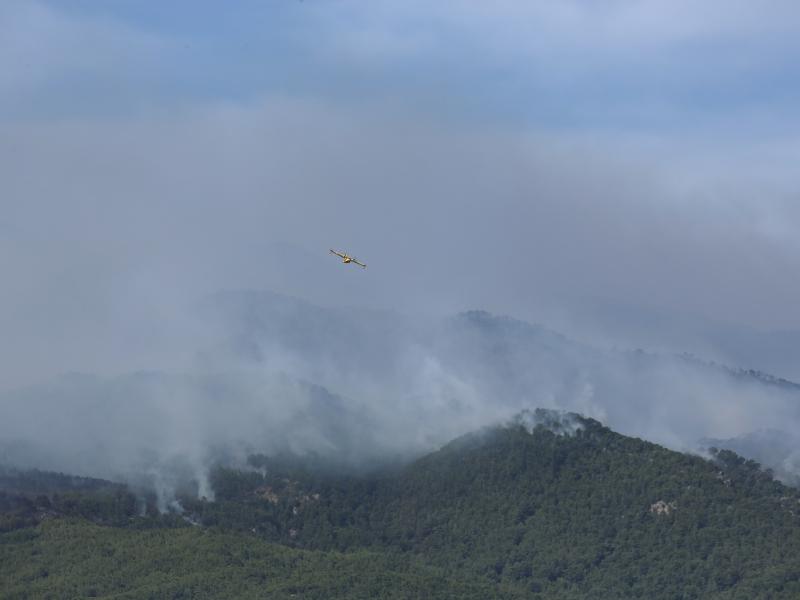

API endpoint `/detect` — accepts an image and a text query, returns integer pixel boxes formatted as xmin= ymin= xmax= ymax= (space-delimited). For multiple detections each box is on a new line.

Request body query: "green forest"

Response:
xmin=3 ymin=411 xmax=800 ymax=599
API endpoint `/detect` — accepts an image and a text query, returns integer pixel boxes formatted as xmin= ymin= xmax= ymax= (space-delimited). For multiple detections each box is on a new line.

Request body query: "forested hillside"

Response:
xmin=3 ymin=411 xmax=800 ymax=598
xmin=0 ymin=520 xmax=518 ymax=600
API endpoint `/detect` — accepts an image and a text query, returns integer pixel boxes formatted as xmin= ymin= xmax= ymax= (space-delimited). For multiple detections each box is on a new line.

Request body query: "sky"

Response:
xmin=4 ymin=1 xmax=800 ymax=503
xmin=2 ymin=0 xmax=800 ymax=387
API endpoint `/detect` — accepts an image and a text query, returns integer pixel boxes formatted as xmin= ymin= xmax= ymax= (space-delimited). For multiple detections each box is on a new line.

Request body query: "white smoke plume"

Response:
xmin=2 ymin=291 xmax=799 ymax=506
xmin=3 ymin=1 xmax=800 ymax=507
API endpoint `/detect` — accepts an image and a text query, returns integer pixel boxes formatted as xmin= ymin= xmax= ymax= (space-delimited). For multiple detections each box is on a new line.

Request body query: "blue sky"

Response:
xmin=4 ymin=0 xmax=800 ymax=135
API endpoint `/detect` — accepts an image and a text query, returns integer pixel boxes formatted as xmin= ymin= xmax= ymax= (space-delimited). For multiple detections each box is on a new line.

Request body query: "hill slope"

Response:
xmin=188 ymin=411 xmax=800 ymax=598
xmin=0 ymin=520 xmax=517 ymax=600
xmin=4 ymin=293 xmax=800 ymax=492
xmin=3 ymin=411 xmax=800 ymax=598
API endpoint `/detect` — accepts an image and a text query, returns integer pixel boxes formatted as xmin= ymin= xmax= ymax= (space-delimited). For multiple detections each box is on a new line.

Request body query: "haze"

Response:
xmin=2 ymin=2 xmax=800 ymax=500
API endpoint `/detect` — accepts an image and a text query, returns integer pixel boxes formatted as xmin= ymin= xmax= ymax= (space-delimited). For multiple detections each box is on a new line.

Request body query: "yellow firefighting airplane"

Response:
xmin=329 ymin=248 xmax=366 ymax=269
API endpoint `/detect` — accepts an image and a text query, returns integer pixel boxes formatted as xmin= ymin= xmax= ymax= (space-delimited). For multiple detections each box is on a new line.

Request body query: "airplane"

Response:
xmin=329 ymin=248 xmax=366 ymax=269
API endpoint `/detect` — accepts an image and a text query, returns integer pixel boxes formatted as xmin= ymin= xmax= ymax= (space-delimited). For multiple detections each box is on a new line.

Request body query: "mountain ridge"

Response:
xmin=3 ymin=290 xmax=800 ymax=500
xmin=4 ymin=409 xmax=800 ymax=598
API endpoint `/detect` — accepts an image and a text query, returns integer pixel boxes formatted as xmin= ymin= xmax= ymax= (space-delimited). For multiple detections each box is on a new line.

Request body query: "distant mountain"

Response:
xmin=700 ymin=429 xmax=800 ymax=488
xmin=203 ymin=290 xmax=800 ymax=397
xmin=0 ymin=465 xmax=118 ymax=496
xmin=4 ymin=410 xmax=800 ymax=598
xmin=552 ymin=295 xmax=800 ymax=382
xmin=3 ymin=290 xmax=800 ymax=509
xmin=201 ymin=290 xmax=800 ymax=461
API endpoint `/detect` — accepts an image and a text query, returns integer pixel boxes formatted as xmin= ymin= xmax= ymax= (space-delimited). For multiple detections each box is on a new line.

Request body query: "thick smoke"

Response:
xmin=3 ymin=2 xmax=800 ymax=507
xmin=700 ymin=429 xmax=800 ymax=488
xmin=2 ymin=291 xmax=799 ymax=506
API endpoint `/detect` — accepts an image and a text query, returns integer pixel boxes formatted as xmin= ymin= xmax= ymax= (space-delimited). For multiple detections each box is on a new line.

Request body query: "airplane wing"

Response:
xmin=352 ymin=259 xmax=367 ymax=268
xmin=330 ymin=249 xmax=345 ymax=259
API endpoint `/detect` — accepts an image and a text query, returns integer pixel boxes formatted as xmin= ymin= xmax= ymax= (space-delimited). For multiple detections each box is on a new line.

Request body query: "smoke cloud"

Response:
xmin=2 ymin=2 xmax=800 ymax=504
xmin=2 ymin=292 xmax=799 ymax=506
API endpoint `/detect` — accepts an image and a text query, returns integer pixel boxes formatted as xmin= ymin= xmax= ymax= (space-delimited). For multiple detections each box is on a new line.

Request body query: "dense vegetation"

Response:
xmin=0 ymin=467 xmax=162 ymax=533
xmin=3 ymin=411 xmax=800 ymax=598
xmin=0 ymin=520 xmax=515 ymax=599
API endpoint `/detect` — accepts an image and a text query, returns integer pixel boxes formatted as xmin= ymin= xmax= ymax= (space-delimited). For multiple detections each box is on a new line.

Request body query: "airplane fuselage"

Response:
xmin=330 ymin=248 xmax=365 ymax=268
